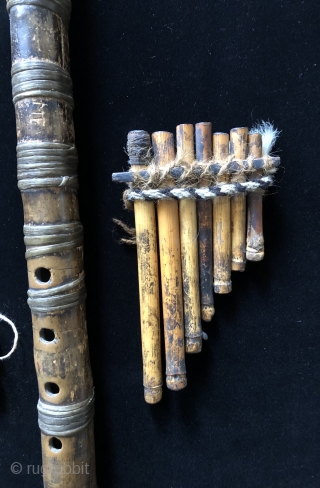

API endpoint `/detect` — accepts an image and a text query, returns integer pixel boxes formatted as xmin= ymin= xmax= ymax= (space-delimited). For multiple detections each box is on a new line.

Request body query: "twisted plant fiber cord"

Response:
xmin=122 ymin=153 xmax=278 ymax=204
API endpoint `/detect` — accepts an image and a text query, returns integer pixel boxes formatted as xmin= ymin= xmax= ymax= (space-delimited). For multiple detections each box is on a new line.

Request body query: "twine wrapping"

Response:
xmin=38 ymin=390 xmax=95 ymax=437
xmin=113 ymin=154 xmax=279 ymax=206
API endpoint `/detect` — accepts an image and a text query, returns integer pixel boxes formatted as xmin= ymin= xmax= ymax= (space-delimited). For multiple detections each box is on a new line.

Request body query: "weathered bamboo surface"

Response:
xmin=213 ymin=132 xmax=232 ymax=294
xmin=230 ymin=127 xmax=248 ymax=272
xmin=129 ymin=130 xmax=162 ymax=403
xmin=246 ymin=133 xmax=264 ymax=261
xmin=153 ymin=131 xmax=187 ymax=391
xmin=7 ymin=1 xmax=96 ymax=486
xmin=112 ymin=119 xmax=280 ymax=401
xmin=195 ymin=122 xmax=215 ymax=322
xmin=176 ymin=124 xmax=202 ymax=353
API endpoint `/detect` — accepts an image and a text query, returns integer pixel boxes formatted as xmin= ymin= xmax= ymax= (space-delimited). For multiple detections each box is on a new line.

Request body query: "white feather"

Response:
xmin=249 ymin=121 xmax=280 ymax=156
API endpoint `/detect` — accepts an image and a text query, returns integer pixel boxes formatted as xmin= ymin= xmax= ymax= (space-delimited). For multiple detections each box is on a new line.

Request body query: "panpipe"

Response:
xmin=6 ymin=0 xmax=97 ymax=486
xmin=113 ymin=121 xmax=280 ymax=403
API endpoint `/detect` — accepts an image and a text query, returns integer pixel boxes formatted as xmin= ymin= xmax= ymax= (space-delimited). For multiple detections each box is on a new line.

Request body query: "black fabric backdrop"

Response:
xmin=0 ymin=1 xmax=319 ymax=487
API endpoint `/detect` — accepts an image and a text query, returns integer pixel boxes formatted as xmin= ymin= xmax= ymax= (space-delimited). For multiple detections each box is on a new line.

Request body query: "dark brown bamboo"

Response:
xmin=6 ymin=1 xmax=96 ymax=486
xmin=195 ymin=122 xmax=215 ymax=322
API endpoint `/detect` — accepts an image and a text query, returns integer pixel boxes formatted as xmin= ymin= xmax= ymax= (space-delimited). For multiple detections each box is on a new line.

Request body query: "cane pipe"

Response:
xmin=230 ymin=127 xmax=248 ymax=272
xmin=176 ymin=124 xmax=202 ymax=353
xmin=152 ymin=131 xmax=187 ymax=391
xmin=6 ymin=1 xmax=97 ymax=486
xmin=213 ymin=133 xmax=232 ymax=293
xmin=127 ymin=131 xmax=163 ymax=403
xmin=246 ymin=133 xmax=264 ymax=261
xmin=195 ymin=122 xmax=215 ymax=321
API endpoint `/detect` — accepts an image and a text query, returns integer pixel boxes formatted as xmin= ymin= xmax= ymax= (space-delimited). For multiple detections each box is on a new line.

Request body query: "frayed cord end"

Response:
xmin=249 ymin=121 xmax=281 ymax=156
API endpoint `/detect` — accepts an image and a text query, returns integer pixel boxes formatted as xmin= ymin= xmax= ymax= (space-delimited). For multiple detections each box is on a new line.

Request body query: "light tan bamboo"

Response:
xmin=129 ymin=131 xmax=162 ymax=404
xmin=152 ymin=131 xmax=187 ymax=391
xmin=230 ymin=127 xmax=248 ymax=271
xmin=246 ymin=133 xmax=264 ymax=261
xmin=176 ymin=124 xmax=202 ymax=353
xmin=213 ymin=133 xmax=232 ymax=293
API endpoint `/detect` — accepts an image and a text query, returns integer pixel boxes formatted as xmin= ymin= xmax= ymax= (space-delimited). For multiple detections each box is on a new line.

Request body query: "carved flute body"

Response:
xmin=6 ymin=0 xmax=97 ymax=486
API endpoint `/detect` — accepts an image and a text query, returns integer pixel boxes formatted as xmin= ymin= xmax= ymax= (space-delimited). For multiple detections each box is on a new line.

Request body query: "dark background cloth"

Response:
xmin=0 ymin=1 xmax=319 ymax=487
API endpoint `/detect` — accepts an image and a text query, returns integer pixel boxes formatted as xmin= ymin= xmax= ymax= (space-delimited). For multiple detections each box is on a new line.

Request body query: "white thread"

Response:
xmin=0 ymin=313 xmax=18 ymax=360
xmin=59 ymin=176 xmax=71 ymax=186
xmin=244 ymin=182 xmax=260 ymax=191
xmin=171 ymin=189 xmax=195 ymax=199
xmin=195 ymin=188 xmax=213 ymax=199
xmin=249 ymin=121 xmax=280 ymax=156
xmin=130 ymin=192 xmax=145 ymax=200
xmin=261 ymin=176 xmax=273 ymax=183
xmin=146 ymin=189 xmax=170 ymax=200
xmin=217 ymin=183 xmax=236 ymax=195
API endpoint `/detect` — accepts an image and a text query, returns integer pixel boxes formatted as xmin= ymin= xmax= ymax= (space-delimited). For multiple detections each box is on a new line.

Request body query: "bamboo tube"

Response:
xmin=152 ymin=131 xmax=187 ymax=391
xmin=6 ymin=1 xmax=96 ymax=486
xmin=246 ymin=133 xmax=264 ymax=261
xmin=230 ymin=127 xmax=248 ymax=272
xmin=128 ymin=130 xmax=162 ymax=404
xmin=176 ymin=124 xmax=202 ymax=353
xmin=195 ymin=122 xmax=215 ymax=321
xmin=213 ymin=133 xmax=232 ymax=293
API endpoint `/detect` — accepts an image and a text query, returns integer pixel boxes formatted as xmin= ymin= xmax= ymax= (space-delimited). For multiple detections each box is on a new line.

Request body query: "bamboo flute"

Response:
xmin=230 ymin=127 xmax=248 ymax=272
xmin=213 ymin=132 xmax=232 ymax=293
xmin=128 ymin=130 xmax=162 ymax=403
xmin=152 ymin=131 xmax=187 ymax=391
xmin=176 ymin=124 xmax=202 ymax=353
xmin=246 ymin=133 xmax=264 ymax=261
xmin=195 ymin=122 xmax=215 ymax=321
xmin=6 ymin=1 xmax=96 ymax=486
